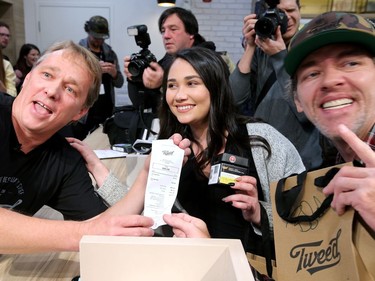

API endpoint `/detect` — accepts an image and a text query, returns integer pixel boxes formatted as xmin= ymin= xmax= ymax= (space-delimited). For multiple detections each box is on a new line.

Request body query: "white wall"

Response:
xmin=190 ymin=0 xmax=252 ymax=61
xmin=23 ymin=0 xmax=170 ymax=63
xmin=23 ymin=0 xmax=253 ymax=101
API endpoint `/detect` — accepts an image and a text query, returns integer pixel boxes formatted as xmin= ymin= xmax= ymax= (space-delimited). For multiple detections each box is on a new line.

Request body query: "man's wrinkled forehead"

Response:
xmin=37 ymin=50 xmax=81 ymax=68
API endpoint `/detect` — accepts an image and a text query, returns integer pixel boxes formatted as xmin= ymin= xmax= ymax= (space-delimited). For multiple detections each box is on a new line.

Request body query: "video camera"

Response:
xmin=254 ymin=0 xmax=288 ymax=38
xmin=127 ymin=24 xmax=157 ymax=83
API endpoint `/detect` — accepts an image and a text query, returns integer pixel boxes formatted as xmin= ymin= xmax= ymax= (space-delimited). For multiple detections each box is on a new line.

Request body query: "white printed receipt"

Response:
xmin=143 ymin=139 xmax=185 ymax=229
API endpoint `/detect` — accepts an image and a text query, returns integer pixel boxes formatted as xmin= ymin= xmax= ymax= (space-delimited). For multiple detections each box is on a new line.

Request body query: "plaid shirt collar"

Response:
xmin=336 ymin=123 xmax=375 ymax=164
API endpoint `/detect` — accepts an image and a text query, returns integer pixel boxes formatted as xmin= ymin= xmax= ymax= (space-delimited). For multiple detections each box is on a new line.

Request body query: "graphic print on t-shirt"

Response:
xmin=0 ymin=176 xmax=24 ymax=209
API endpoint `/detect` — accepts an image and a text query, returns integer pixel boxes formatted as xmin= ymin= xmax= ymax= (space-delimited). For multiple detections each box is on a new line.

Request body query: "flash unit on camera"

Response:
xmin=208 ymin=153 xmax=249 ymax=185
xmin=127 ymin=25 xmax=148 ymax=36
xmin=127 ymin=27 xmax=138 ymax=36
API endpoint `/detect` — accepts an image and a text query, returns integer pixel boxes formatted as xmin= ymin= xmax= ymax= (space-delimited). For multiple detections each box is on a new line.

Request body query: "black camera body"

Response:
xmin=254 ymin=0 xmax=288 ymax=38
xmin=127 ymin=25 xmax=157 ymax=83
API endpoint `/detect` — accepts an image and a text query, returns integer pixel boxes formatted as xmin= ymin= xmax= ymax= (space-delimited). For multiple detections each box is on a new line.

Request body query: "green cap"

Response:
xmin=86 ymin=16 xmax=109 ymax=39
xmin=285 ymin=12 xmax=375 ymax=76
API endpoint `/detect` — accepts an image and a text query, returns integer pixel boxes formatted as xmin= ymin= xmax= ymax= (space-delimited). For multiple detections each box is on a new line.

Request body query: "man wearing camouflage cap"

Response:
xmin=286 ymin=12 xmax=375 ymax=268
xmin=65 ymin=15 xmax=124 ymax=139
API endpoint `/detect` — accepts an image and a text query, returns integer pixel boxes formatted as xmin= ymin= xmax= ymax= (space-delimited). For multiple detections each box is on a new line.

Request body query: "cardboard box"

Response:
xmin=208 ymin=153 xmax=249 ymax=185
xmin=80 ymin=236 xmax=254 ymax=281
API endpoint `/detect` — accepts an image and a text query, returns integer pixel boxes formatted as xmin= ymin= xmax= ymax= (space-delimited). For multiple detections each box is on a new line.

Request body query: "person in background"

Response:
xmin=124 ymin=7 xmax=233 ymax=113
xmin=62 ymin=15 xmax=124 ymax=140
xmin=0 ymin=21 xmax=11 ymax=61
xmin=0 ymin=46 xmax=17 ymax=97
xmin=229 ymin=0 xmax=326 ymax=171
xmin=0 ymin=40 xmax=156 ymax=254
xmin=70 ymin=47 xmax=305 ymax=259
xmin=13 ymin=43 xmax=41 ymax=93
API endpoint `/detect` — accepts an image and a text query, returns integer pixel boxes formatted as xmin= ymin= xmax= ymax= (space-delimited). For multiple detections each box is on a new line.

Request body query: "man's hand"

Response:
xmin=124 ymin=56 xmax=163 ymax=89
xmin=124 ymin=56 xmax=132 ymax=80
xmin=163 ymin=213 xmax=210 ymax=238
xmin=323 ymin=124 xmax=375 ymax=230
xmin=84 ymin=213 xmax=155 ymax=237
xmin=254 ymin=26 xmax=287 ymax=56
xmin=142 ymin=61 xmax=164 ymax=89
xmin=99 ymin=61 xmax=117 ymax=78
xmin=242 ymin=14 xmax=257 ymax=49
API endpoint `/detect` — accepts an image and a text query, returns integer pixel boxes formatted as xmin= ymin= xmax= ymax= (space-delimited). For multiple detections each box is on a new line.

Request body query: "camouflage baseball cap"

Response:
xmin=86 ymin=15 xmax=109 ymax=39
xmin=285 ymin=12 xmax=375 ymax=76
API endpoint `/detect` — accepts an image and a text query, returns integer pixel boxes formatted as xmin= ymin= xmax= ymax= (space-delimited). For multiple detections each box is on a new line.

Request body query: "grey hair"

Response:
xmin=35 ymin=40 xmax=101 ymax=108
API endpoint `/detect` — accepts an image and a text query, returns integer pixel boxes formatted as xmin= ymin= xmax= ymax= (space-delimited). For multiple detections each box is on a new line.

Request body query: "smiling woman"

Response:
xmin=156 ymin=46 xmax=305 ymax=257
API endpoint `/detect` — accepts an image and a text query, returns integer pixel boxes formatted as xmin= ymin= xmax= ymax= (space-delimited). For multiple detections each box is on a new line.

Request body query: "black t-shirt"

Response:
xmin=0 ymin=94 xmax=108 ymax=220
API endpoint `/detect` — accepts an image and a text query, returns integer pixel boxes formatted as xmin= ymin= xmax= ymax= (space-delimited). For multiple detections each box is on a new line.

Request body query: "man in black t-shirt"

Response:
xmin=0 ymin=41 xmax=153 ymax=254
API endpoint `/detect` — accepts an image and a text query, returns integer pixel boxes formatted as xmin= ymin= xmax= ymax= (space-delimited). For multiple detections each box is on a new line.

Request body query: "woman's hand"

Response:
xmin=169 ymin=133 xmax=191 ymax=165
xmin=163 ymin=213 xmax=210 ymax=238
xmin=222 ymin=176 xmax=261 ymax=225
xmin=67 ymin=137 xmax=110 ymax=187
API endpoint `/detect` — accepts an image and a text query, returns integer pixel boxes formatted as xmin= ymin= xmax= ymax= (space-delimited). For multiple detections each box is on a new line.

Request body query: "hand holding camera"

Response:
xmin=126 ymin=25 xmax=157 ymax=84
xmin=99 ymin=60 xmax=117 ymax=78
xmin=242 ymin=14 xmax=258 ymax=49
xmin=241 ymin=0 xmax=288 ymax=56
xmin=254 ymin=0 xmax=288 ymax=39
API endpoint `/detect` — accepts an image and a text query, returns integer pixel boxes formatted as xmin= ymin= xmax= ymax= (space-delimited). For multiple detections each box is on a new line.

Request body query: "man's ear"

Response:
xmin=294 ymin=95 xmax=304 ymax=113
xmin=72 ymin=107 xmax=89 ymax=122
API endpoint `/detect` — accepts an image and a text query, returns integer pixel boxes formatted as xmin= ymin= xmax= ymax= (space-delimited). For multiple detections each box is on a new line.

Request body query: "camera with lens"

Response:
xmin=127 ymin=24 xmax=157 ymax=83
xmin=254 ymin=0 xmax=288 ymax=38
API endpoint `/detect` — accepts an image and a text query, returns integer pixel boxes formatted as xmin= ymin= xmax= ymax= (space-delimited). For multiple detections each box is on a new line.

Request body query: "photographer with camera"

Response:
xmin=63 ymin=15 xmax=124 ymax=140
xmin=230 ymin=0 xmax=326 ymax=171
xmin=124 ymin=7 xmax=220 ymax=113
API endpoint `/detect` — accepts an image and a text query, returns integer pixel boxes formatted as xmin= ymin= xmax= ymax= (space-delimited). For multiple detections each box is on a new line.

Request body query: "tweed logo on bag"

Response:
xmin=290 ymin=228 xmax=342 ymax=275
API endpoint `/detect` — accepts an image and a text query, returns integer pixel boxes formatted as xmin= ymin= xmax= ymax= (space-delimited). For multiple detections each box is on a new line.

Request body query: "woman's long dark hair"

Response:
xmin=14 ymin=43 xmax=40 ymax=76
xmin=158 ymin=47 xmax=270 ymax=172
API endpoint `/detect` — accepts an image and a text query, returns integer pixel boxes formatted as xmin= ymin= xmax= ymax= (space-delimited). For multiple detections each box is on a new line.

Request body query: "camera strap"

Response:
xmin=255 ymin=70 xmax=276 ymax=110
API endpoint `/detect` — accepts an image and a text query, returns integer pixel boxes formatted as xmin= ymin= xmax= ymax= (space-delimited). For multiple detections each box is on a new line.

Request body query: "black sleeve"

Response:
xmin=127 ymin=80 xmax=161 ymax=112
xmin=46 ymin=142 xmax=108 ymax=221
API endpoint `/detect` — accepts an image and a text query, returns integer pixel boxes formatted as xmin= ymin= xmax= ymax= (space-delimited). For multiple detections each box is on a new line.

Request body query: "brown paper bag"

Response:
xmin=271 ymin=164 xmax=374 ymax=281
xmin=247 ymin=253 xmax=277 ymax=280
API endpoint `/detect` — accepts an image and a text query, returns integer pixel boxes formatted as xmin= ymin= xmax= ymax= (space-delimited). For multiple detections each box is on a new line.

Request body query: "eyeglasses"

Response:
xmin=0 ymin=33 xmax=10 ymax=38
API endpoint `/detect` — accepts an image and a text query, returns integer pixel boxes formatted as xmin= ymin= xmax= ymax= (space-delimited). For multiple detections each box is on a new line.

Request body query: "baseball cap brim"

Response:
xmin=285 ymin=12 xmax=375 ymax=76
xmin=285 ymin=29 xmax=375 ymax=76
xmin=89 ymin=31 xmax=109 ymax=39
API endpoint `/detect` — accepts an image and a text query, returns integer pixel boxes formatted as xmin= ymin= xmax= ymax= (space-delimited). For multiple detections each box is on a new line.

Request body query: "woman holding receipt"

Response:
xmin=70 ymin=47 xmax=304 ymax=258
